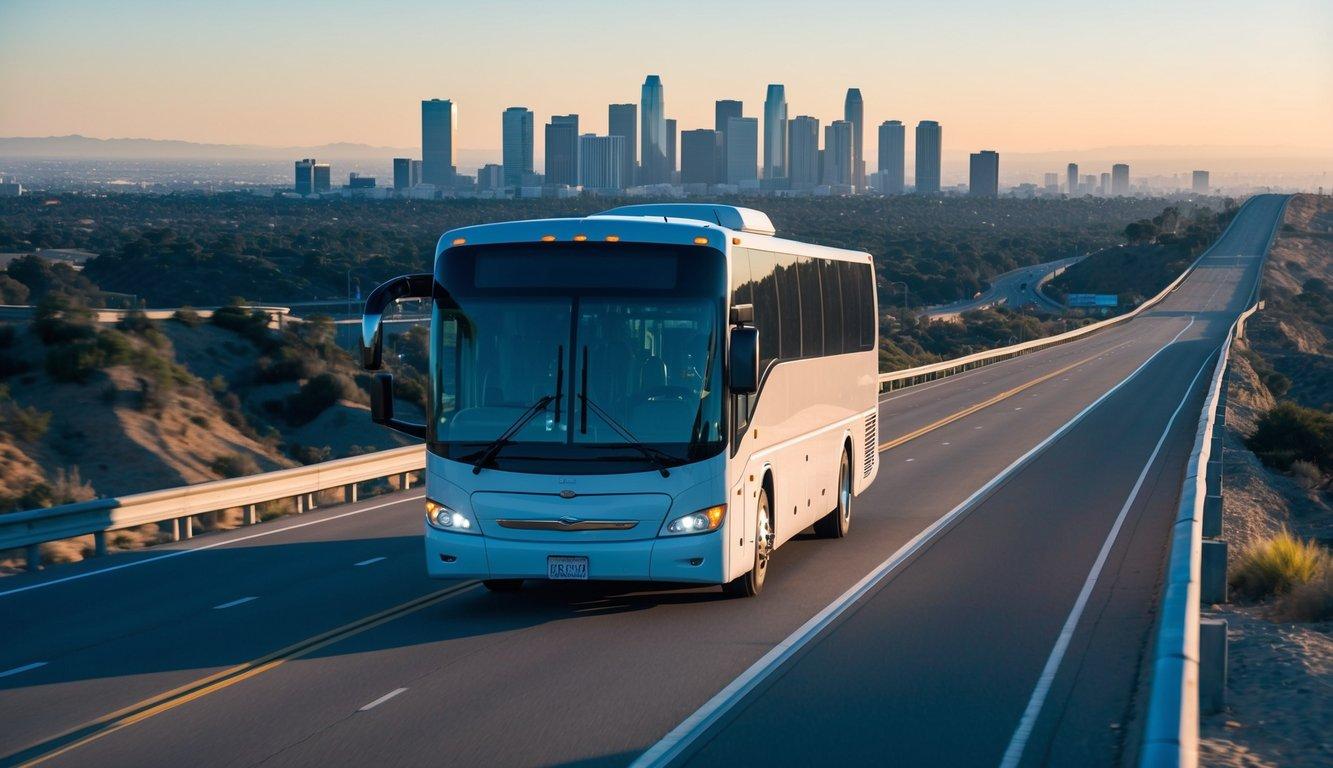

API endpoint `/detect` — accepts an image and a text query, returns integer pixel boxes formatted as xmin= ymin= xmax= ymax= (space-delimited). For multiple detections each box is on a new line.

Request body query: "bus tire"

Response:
xmin=813 ymin=450 xmax=852 ymax=539
xmin=724 ymin=485 xmax=772 ymax=598
xmin=483 ymin=579 xmax=524 ymax=592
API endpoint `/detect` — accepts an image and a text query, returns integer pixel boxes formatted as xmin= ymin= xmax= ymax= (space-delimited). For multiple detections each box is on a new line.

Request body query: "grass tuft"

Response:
xmin=1229 ymin=530 xmax=1329 ymax=601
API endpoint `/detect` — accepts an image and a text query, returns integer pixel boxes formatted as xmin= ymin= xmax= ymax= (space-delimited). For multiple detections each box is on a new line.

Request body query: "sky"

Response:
xmin=2 ymin=0 xmax=1331 ymax=169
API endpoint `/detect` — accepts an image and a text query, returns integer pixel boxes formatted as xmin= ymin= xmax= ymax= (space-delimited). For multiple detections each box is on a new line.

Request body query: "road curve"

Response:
xmin=921 ymin=254 xmax=1083 ymax=321
xmin=0 ymin=195 xmax=1287 ymax=768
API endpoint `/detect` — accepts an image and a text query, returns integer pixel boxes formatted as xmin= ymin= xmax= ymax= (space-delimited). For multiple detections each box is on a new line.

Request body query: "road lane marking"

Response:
xmin=0 ymin=662 xmax=47 ymax=679
xmin=212 ymin=597 xmax=257 ymax=610
xmin=998 ymin=353 xmax=1213 ymax=768
xmin=5 ymin=580 xmax=480 ymax=767
xmin=877 ymin=341 xmax=1133 ymax=454
xmin=0 ymin=494 xmax=426 ymax=599
xmin=359 ymin=688 xmax=408 ymax=711
xmin=631 ymin=318 xmax=1194 ymax=768
xmin=354 ymin=557 xmax=387 ymax=567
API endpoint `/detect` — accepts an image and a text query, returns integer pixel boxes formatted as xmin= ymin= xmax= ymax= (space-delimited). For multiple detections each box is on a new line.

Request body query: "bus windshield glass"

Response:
xmin=431 ymin=242 xmax=726 ymax=474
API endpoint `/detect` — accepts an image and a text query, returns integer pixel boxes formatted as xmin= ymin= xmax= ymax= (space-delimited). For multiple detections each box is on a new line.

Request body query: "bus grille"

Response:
xmin=863 ymin=413 xmax=877 ymax=478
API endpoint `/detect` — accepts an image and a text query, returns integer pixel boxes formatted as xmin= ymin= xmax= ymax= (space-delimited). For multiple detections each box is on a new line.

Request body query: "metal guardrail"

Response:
xmin=2 ymin=445 xmax=425 ymax=570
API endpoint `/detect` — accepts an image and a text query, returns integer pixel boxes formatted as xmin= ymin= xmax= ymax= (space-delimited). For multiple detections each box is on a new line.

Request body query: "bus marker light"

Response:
xmin=452 ymin=237 xmax=467 ymax=246
xmin=693 ymin=236 xmax=709 ymax=245
xmin=541 ymin=235 xmax=556 ymax=242
xmin=605 ymin=235 xmax=620 ymax=242
xmin=573 ymin=234 xmax=588 ymax=242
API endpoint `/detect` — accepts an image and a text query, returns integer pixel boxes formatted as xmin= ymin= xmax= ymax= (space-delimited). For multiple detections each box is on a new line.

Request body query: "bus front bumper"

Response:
xmin=425 ymin=529 xmax=726 ymax=585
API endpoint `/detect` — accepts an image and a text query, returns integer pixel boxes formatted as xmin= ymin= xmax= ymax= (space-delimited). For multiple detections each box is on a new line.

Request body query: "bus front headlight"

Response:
xmin=664 ymin=504 xmax=726 ymax=535
xmin=426 ymin=499 xmax=479 ymax=534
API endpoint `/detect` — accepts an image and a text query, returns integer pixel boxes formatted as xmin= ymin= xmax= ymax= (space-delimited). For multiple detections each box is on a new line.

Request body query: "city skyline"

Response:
xmin=3 ymin=0 xmax=1330 ymax=170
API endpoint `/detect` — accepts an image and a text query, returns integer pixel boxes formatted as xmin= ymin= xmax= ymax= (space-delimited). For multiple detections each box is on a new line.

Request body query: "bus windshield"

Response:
xmin=430 ymin=242 xmax=726 ymax=474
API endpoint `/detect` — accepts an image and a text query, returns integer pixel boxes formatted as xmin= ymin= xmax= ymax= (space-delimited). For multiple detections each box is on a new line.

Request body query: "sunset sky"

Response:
xmin=2 ymin=0 xmax=1330 ymax=167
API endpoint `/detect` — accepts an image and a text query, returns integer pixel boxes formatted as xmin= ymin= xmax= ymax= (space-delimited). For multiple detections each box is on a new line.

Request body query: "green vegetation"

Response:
xmin=1246 ymin=401 xmax=1333 ymax=478
xmin=1230 ymin=529 xmax=1330 ymax=602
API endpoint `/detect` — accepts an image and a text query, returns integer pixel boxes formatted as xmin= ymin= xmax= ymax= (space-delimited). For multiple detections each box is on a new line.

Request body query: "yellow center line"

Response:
xmin=878 ymin=340 xmax=1133 ymax=453
xmin=9 ymin=580 xmax=481 ymax=768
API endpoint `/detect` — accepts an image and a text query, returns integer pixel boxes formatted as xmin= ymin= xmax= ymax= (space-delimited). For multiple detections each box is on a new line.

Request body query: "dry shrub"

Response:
xmin=1230 ymin=529 xmax=1329 ymax=600
xmin=1275 ymin=567 xmax=1333 ymax=622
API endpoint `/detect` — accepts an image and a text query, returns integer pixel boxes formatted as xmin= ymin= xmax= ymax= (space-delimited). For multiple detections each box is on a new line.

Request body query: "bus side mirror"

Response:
xmin=729 ymin=326 xmax=760 ymax=395
xmin=370 ymin=372 xmax=428 ymax=439
xmin=361 ymin=273 xmax=433 ymax=371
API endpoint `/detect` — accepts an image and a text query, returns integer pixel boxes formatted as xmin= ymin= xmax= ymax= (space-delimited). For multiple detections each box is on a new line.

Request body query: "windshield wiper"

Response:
xmin=471 ymin=394 xmax=554 ymax=474
xmin=579 ymin=346 xmax=673 ymax=478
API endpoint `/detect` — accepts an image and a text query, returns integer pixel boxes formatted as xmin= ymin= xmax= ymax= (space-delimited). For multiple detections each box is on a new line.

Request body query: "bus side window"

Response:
xmin=730 ymin=248 xmax=755 ymax=431
xmin=839 ymin=261 xmax=862 ymax=353
xmin=857 ymin=263 xmax=876 ymax=350
xmin=749 ymin=250 xmax=781 ymax=374
xmin=797 ymin=256 xmax=822 ymax=358
xmin=820 ymin=259 xmax=843 ymax=355
xmin=774 ymin=252 xmax=802 ymax=360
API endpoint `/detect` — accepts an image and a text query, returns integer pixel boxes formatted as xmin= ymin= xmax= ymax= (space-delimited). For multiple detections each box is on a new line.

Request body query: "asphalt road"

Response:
xmin=921 ymin=255 xmax=1083 ymax=321
xmin=0 ymin=195 xmax=1287 ymax=768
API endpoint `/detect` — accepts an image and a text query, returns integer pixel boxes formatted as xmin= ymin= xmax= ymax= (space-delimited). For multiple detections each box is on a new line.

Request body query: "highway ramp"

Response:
xmin=0 ymin=195 xmax=1287 ymax=768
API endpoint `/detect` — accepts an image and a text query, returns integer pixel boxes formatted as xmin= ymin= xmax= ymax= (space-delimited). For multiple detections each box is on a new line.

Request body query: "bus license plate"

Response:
xmin=547 ymin=556 xmax=589 ymax=580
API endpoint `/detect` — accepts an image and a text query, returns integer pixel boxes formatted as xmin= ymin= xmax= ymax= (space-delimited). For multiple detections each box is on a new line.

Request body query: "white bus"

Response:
xmin=361 ymin=204 xmax=879 ymax=596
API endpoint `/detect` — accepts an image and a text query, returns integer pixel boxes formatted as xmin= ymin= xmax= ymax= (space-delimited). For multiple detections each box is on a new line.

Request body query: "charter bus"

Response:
xmin=360 ymin=204 xmax=879 ymax=597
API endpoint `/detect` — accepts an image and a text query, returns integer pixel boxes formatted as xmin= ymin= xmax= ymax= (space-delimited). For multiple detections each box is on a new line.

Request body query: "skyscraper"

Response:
xmin=393 ymin=158 xmax=413 ymax=190
xmin=1099 ymin=172 xmax=1111 ymax=195
xmin=844 ymin=89 xmax=865 ymax=190
xmin=823 ymin=121 xmax=853 ymax=187
xmin=763 ymin=84 xmax=788 ymax=181
xmin=1066 ymin=163 xmax=1079 ymax=196
xmin=545 ymin=114 xmax=579 ymax=186
xmin=915 ymin=120 xmax=942 ymax=193
xmin=421 ymin=99 xmax=457 ymax=187
xmin=968 ymin=150 xmax=999 ymax=197
xmin=877 ymin=120 xmax=905 ymax=194
xmin=1111 ymin=163 xmax=1130 ymax=195
xmin=608 ymin=104 xmax=637 ymax=186
xmin=1192 ymin=170 xmax=1210 ymax=194
xmin=502 ymin=107 xmax=534 ymax=189
xmin=579 ymin=134 xmax=626 ymax=192
xmin=476 ymin=164 xmax=503 ymax=191
xmin=715 ymin=99 xmax=743 ymax=173
xmin=725 ymin=117 xmax=758 ymax=185
xmin=294 ymin=158 xmax=316 ymax=195
xmin=788 ymin=116 xmax=820 ymax=189
xmin=666 ymin=118 xmax=677 ymax=181
xmin=680 ymin=129 xmax=723 ymax=185
xmin=640 ymin=75 xmax=668 ymax=184
xmin=1044 ymin=173 xmax=1060 ymax=195
xmin=313 ymin=162 xmax=330 ymax=192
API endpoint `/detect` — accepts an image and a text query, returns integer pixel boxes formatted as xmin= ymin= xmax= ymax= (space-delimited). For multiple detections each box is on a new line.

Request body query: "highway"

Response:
xmin=921 ymin=254 xmax=1082 ymax=321
xmin=0 ymin=195 xmax=1286 ymax=768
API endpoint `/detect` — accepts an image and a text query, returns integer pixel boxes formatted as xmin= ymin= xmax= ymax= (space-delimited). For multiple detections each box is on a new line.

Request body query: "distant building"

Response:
xmin=968 ymin=150 xmax=999 ymax=197
xmin=1111 ymin=163 xmax=1130 ymax=195
xmin=346 ymin=173 xmax=376 ymax=189
xmin=640 ymin=75 xmax=668 ymax=184
xmin=715 ymin=99 xmax=743 ymax=173
xmin=545 ymin=114 xmax=580 ymax=187
xmin=1099 ymin=172 xmax=1111 ymax=195
xmin=476 ymin=164 xmax=503 ymax=192
xmin=725 ymin=116 xmax=758 ymax=185
xmin=666 ymin=118 xmax=677 ymax=181
xmin=877 ymin=120 xmax=905 ymax=194
xmin=844 ymin=88 xmax=865 ymax=190
xmin=393 ymin=158 xmax=415 ymax=190
xmin=680 ymin=129 xmax=723 ymax=185
xmin=502 ymin=107 xmax=534 ymax=189
xmin=788 ymin=116 xmax=820 ymax=189
xmin=1193 ymin=170 xmax=1210 ymax=194
xmin=823 ymin=120 xmax=853 ymax=187
xmin=1066 ymin=162 xmax=1078 ymax=196
xmin=1044 ymin=173 xmax=1060 ymax=195
xmin=0 ymin=176 xmax=22 ymax=197
xmin=422 ymin=99 xmax=457 ymax=187
xmin=313 ymin=163 xmax=330 ymax=192
xmin=1081 ymin=174 xmax=1097 ymax=195
xmin=294 ymin=158 xmax=316 ymax=195
xmin=579 ymin=134 xmax=626 ymax=192
xmin=763 ymin=84 xmax=788 ymax=181
xmin=915 ymin=120 xmax=942 ymax=193
xmin=608 ymin=103 xmax=637 ymax=186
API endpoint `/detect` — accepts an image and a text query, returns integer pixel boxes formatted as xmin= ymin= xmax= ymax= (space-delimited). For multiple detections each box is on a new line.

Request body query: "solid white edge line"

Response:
xmin=354 ymin=557 xmax=388 ymax=567
xmin=630 ymin=317 xmax=1195 ymax=768
xmin=0 ymin=494 xmax=426 ymax=599
xmin=212 ymin=596 xmax=259 ymax=610
xmin=359 ymin=687 xmax=408 ymax=711
xmin=997 ymin=353 xmax=1212 ymax=768
xmin=0 ymin=661 xmax=48 ymax=679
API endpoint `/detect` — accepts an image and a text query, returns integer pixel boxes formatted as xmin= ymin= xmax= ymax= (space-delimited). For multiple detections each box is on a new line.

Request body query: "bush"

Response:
xmin=172 ymin=307 xmax=203 ymax=327
xmin=1246 ymin=402 xmax=1333 ymax=472
xmin=32 ymin=294 xmax=96 ymax=345
xmin=1230 ymin=530 xmax=1329 ymax=600
xmin=1 ymin=401 xmax=52 ymax=442
xmin=285 ymin=372 xmax=355 ymax=425
xmin=45 ymin=338 xmax=104 ymax=382
xmin=1276 ymin=567 xmax=1333 ymax=622
xmin=50 ymin=466 xmax=95 ymax=504
xmin=116 ymin=308 xmax=155 ymax=334
xmin=210 ymin=453 xmax=259 ymax=478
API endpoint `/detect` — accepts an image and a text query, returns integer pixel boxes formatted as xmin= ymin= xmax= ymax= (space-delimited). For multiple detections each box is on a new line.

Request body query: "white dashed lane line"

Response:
xmin=354 ymin=557 xmax=387 ymax=567
xmin=360 ymin=687 xmax=408 ymax=711
xmin=213 ymin=596 xmax=258 ymax=610
xmin=0 ymin=661 xmax=47 ymax=679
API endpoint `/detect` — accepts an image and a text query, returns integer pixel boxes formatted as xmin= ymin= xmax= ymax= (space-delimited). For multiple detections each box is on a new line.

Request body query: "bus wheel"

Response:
xmin=483 ymin=579 xmax=524 ymax=592
xmin=724 ymin=486 xmax=772 ymax=598
xmin=814 ymin=451 xmax=852 ymax=539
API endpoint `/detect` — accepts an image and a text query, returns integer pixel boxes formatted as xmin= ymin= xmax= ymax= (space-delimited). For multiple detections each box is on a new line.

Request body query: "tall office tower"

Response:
xmin=501 ymin=107 xmax=534 ymax=189
xmin=1099 ymin=172 xmax=1111 ymax=195
xmin=312 ymin=162 xmax=331 ymax=192
xmin=422 ymin=99 xmax=457 ymax=187
xmin=762 ymin=84 xmax=788 ymax=181
xmin=640 ymin=75 xmax=668 ymax=184
xmin=545 ymin=114 xmax=580 ymax=186
xmin=844 ymin=88 xmax=865 ymax=190
xmin=823 ymin=120 xmax=853 ymax=186
xmin=409 ymin=160 xmax=422 ymax=187
xmin=680 ymin=129 xmax=722 ymax=185
xmin=393 ymin=158 xmax=413 ymax=190
xmin=1044 ymin=173 xmax=1060 ymax=194
xmin=1066 ymin=162 xmax=1079 ymax=196
xmin=578 ymin=134 xmax=626 ymax=192
xmin=725 ymin=117 xmax=758 ymax=184
xmin=608 ymin=103 xmax=637 ymax=186
xmin=1081 ymin=174 xmax=1097 ymax=195
xmin=1111 ymin=163 xmax=1130 ymax=195
xmin=968 ymin=151 xmax=999 ymax=197
xmin=877 ymin=120 xmax=905 ymax=194
xmin=476 ymin=164 xmax=503 ymax=191
xmin=788 ymin=116 xmax=820 ymax=188
xmin=914 ymin=120 xmax=942 ymax=193
xmin=715 ymin=99 xmax=743 ymax=171
xmin=1192 ymin=170 xmax=1210 ymax=194
xmin=294 ymin=158 xmax=316 ymax=195
xmin=666 ymin=118 xmax=677 ymax=181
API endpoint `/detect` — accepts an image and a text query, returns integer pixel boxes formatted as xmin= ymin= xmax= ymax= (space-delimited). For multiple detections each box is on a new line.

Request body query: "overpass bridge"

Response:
xmin=0 ymin=195 xmax=1288 ymax=768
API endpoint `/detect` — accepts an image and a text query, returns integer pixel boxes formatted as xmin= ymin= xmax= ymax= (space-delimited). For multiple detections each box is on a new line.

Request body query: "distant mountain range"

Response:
xmin=0 ymin=135 xmax=420 ymax=160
